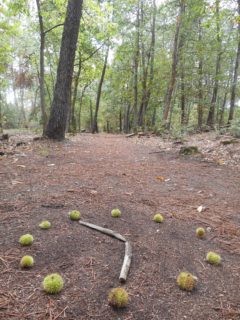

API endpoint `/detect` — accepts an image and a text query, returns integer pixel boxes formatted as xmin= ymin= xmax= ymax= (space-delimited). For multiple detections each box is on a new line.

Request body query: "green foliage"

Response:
xmin=20 ymin=255 xmax=34 ymax=268
xmin=19 ymin=234 xmax=34 ymax=246
xmin=42 ymin=273 xmax=64 ymax=294
xmin=39 ymin=220 xmax=51 ymax=230
xmin=206 ymin=251 xmax=221 ymax=265
xmin=108 ymin=287 xmax=129 ymax=308
xmin=111 ymin=208 xmax=121 ymax=218
xmin=69 ymin=210 xmax=81 ymax=221
xmin=177 ymin=272 xmax=197 ymax=291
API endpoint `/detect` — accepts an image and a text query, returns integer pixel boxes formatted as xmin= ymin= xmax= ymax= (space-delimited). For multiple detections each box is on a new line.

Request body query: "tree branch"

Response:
xmin=44 ymin=23 xmax=64 ymax=35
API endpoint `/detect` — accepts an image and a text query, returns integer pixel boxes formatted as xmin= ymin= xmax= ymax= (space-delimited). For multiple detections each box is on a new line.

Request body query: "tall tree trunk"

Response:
xmin=138 ymin=0 xmax=156 ymax=128
xmin=180 ymin=65 xmax=187 ymax=126
xmin=162 ymin=0 xmax=185 ymax=127
xmin=124 ymin=103 xmax=131 ymax=133
xmin=132 ymin=0 xmax=140 ymax=133
xmin=92 ymin=45 xmax=109 ymax=133
xmin=36 ymin=0 xmax=48 ymax=130
xmin=228 ymin=0 xmax=240 ymax=123
xmin=0 ymin=93 xmax=3 ymax=133
xmin=44 ymin=0 xmax=83 ymax=140
xmin=197 ymin=18 xmax=204 ymax=129
xmin=207 ymin=0 xmax=221 ymax=128
xmin=70 ymin=54 xmax=82 ymax=132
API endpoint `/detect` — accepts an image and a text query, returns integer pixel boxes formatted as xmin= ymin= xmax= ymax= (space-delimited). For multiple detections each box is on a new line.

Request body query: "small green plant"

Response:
xmin=20 ymin=255 xmax=34 ymax=268
xmin=108 ymin=287 xmax=129 ymax=308
xmin=39 ymin=220 xmax=51 ymax=229
xmin=196 ymin=227 xmax=205 ymax=238
xmin=42 ymin=273 xmax=64 ymax=294
xmin=69 ymin=210 xmax=81 ymax=221
xmin=19 ymin=234 xmax=34 ymax=246
xmin=206 ymin=251 xmax=221 ymax=265
xmin=111 ymin=208 xmax=121 ymax=218
xmin=177 ymin=272 xmax=197 ymax=291
xmin=153 ymin=213 xmax=164 ymax=223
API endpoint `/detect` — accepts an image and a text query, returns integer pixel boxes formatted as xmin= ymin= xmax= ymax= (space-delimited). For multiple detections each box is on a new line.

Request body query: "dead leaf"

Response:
xmin=156 ymin=176 xmax=165 ymax=182
xmin=90 ymin=190 xmax=98 ymax=195
xmin=17 ymin=165 xmax=26 ymax=168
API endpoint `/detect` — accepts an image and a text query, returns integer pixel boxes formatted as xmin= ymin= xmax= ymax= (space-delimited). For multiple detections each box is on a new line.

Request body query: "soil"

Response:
xmin=0 ymin=132 xmax=240 ymax=320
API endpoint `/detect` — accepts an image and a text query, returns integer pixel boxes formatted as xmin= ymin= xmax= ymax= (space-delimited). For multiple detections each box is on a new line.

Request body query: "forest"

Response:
xmin=0 ymin=0 xmax=239 ymax=138
xmin=0 ymin=1 xmax=240 ymax=320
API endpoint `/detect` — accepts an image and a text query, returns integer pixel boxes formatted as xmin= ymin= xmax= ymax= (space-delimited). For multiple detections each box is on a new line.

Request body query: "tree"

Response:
xmin=44 ymin=0 xmax=83 ymax=140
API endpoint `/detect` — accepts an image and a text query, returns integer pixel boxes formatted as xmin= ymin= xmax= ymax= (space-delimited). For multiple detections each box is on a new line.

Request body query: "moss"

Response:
xmin=179 ymin=146 xmax=199 ymax=155
xmin=69 ymin=210 xmax=81 ymax=221
xmin=153 ymin=213 xmax=164 ymax=223
xmin=39 ymin=220 xmax=51 ymax=229
xmin=42 ymin=273 xmax=64 ymax=294
xmin=108 ymin=287 xmax=129 ymax=308
xmin=19 ymin=234 xmax=34 ymax=246
xmin=206 ymin=251 xmax=221 ymax=265
xmin=20 ymin=255 xmax=34 ymax=268
xmin=177 ymin=272 xmax=197 ymax=291
xmin=196 ymin=227 xmax=205 ymax=238
xmin=111 ymin=208 xmax=121 ymax=218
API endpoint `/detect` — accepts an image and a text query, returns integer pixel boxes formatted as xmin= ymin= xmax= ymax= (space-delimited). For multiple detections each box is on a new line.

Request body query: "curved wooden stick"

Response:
xmin=119 ymin=241 xmax=132 ymax=283
xmin=79 ymin=220 xmax=132 ymax=282
xmin=79 ymin=221 xmax=126 ymax=242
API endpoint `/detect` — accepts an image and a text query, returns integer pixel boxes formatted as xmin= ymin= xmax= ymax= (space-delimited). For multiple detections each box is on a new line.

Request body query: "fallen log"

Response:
xmin=119 ymin=241 xmax=132 ymax=283
xmin=79 ymin=221 xmax=126 ymax=242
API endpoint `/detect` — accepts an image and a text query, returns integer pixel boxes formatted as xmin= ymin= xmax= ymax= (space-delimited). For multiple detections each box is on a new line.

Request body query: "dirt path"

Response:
xmin=0 ymin=134 xmax=240 ymax=320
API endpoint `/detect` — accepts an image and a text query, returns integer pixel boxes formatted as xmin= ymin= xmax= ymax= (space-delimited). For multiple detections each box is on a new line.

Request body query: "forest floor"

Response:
xmin=0 ymin=132 xmax=240 ymax=320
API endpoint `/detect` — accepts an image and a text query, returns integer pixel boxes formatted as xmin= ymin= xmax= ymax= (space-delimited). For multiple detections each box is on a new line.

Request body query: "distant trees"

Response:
xmin=0 ymin=0 xmax=239 ymax=136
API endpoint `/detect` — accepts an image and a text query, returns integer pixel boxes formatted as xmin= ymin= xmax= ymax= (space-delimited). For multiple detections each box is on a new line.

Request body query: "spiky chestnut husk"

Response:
xmin=108 ymin=287 xmax=129 ymax=308
xmin=69 ymin=210 xmax=81 ymax=221
xmin=196 ymin=227 xmax=205 ymax=238
xmin=111 ymin=209 xmax=121 ymax=218
xmin=42 ymin=273 xmax=64 ymax=294
xmin=20 ymin=255 xmax=34 ymax=268
xmin=206 ymin=251 xmax=221 ymax=265
xmin=19 ymin=234 xmax=34 ymax=246
xmin=153 ymin=213 xmax=164 ymax=223
xmin=39 ymin=220 xmax=51 ymax=229
xmin=177 ymin=272 xmax=197 ymax=291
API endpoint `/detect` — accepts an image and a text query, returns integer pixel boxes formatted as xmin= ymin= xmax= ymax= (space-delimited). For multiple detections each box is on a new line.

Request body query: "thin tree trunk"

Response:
xmin=162 ymin=0 xmax=185 ymax=127
xmin=44 ymin=0 xmax=83 ymax=140
xmin=0 ymin=93 xmax=3 ymax=133
xmin=92 ymin=45 xmax=109 ymax=133
xmin=228 ymin=0 xmax=240 ymax=123
xmin=124 ymin=103 xmax=131 ymax=133
xmin=197 ymin=18 xmax=204 ymax=129
xmin=70 ymin=54 xmax=82 ymax=132
xmin=207 ymin=0 xmax=221 ymax=128
xmin=138 ymin=0 xmax=156 ymax=128
xmin=36 ymin=0 xmax=48 ymax=130
xmin=132 ymin=0 xmax=140 ymax=133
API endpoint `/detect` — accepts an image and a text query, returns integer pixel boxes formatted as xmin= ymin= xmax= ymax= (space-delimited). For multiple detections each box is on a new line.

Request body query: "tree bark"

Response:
xmin=197 ymin=18 xmax=204 ymax=129
xmin=228 ymin=0 xmax=240 ymax=123
xmin=44 ymin=0 xmax=83 ymax=140
xmin=36 ymin=0 xmax=48 ymax=131
xmin=132 ymin=0 xmax=140 ymax=133
xmin=162 ymin=0 xmax=185 ymax=127
xmin=207 ymin=0 xmax=221 ymax=128
xmin=92 ymin=45 xmax=109 ymax=133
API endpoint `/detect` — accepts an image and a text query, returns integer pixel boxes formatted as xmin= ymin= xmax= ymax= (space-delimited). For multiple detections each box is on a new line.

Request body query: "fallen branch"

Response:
xmin=79 ymin=221 xmax=126 ymax=242
xmin=126 ymin=133 xmax=137 ymax=138
xmin=79 ymin=220 xmax=132 ymax=282
xmin=119 ymin=241 xmax=132 ymax=283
